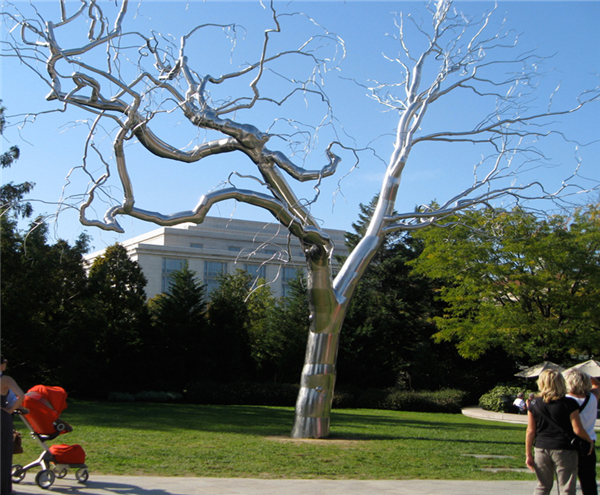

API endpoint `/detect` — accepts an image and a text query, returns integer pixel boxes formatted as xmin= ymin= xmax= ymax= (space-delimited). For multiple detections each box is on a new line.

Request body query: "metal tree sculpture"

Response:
xmin=2 ymin=0 xmax=598 ymax=438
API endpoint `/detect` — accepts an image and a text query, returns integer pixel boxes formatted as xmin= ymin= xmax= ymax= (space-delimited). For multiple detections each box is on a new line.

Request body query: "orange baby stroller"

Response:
xmin=11 ymin=385 xmax=89 ymax=489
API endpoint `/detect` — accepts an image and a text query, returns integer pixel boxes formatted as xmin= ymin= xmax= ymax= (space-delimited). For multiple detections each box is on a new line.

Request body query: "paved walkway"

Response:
xmin=461 ymin=405 xmax=600 ymax=429
xmin=13 ymin=475 xmax=540 ymax=495
xmin=461 ymin=406 xmax=529 ymax=425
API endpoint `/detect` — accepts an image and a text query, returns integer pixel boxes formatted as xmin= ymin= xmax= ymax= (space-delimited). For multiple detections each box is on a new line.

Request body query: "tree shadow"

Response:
xmin=64 ymin=401 xmax=525 ymax=445
xmin=65 ymin=402 xmax=296 ymax=435
xmin=15 ymin=478 xmax=170 ymax=495
xmin=327 ymin=410 xmax=525 ymax=445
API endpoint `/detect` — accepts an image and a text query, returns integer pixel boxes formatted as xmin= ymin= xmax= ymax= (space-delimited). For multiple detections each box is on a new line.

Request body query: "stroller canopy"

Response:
xmin=23 ymin=385 xmax=69 ymax=435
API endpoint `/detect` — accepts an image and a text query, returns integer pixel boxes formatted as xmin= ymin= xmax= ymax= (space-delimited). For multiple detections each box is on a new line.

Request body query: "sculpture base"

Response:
xmin=291 ymin=416 xmax=330 ymax=439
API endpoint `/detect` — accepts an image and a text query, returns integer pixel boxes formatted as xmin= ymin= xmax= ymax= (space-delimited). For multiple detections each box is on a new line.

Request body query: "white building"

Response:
xmin=84 ymin=217 xmax=349 ymax=300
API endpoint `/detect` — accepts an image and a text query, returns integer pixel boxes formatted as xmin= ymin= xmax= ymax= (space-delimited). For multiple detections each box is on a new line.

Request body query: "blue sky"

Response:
xmin=1 ymin=1 xmax=599 ymax=251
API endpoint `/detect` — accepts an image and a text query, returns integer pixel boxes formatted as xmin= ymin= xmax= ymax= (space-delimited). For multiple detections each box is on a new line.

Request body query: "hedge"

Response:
xmin=184 ymin=381 xmax=300 ymax=407
xmin=478 ymin=385 xmax=535 ymax=412
xmin=183 ymin=382 xmax=468 ymax=413
xmin=353 ymin=388 xmax=469 ymax=413
xmin=107 ymin=382 xmax=469 ymax=414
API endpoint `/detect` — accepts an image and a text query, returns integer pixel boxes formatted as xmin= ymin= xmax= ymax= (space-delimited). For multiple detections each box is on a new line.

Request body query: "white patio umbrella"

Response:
xmin=565 ymin=360 xmax=600 ymax=378
xmin=515 ymin=361 xmax=565 ymax=378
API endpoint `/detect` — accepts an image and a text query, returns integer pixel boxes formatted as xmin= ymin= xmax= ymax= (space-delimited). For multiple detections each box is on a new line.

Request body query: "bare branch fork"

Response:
xmin=2 ymin=0 xmax=598 ymax=438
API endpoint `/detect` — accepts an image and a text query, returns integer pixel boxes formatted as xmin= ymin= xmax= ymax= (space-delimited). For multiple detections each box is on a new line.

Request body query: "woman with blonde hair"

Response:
xmin=526 ymin=369 xmax=594 ymax=495
xmin=565 ymin=369 xmax=600 ymax=495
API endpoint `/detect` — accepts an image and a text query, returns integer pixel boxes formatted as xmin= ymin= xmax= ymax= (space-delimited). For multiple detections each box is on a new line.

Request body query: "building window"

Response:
xmin=162 ymin=258 xmax=185 ymax=293
xmin=228 ymin=246 xmax=241 ymax=252
xmin=244 ymin=263 xmax=266 ymax=281
xmin=265 ymin=249 xmax=277 ymax=255
xmin=190 ymin=243 xmax=203 ymax=249
xmin=282 ymin=266 xmax=299 ymax=298
xmin=204 ymin=261 xmax=227 ymax=295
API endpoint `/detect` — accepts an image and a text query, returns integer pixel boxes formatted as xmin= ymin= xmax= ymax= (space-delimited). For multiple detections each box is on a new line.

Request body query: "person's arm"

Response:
xmin=1 ymin=376 xmax=24 ymax=414
xmin=525 ymin=411 xmax=536 ymax=471
xmin=570 ymin=410 xmax=595 ymax=455
xmin=590 ymin=376 xmax=600 ymax=400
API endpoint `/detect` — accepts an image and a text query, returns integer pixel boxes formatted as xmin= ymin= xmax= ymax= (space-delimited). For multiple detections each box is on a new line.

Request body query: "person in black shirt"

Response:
xmin=525 ymin=369 xmax=594 ymax=495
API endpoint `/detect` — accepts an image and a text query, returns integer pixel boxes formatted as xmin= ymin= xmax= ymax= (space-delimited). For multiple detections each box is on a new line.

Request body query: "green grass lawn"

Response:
xmin=14 ymin=401 xmax=537 ymax=480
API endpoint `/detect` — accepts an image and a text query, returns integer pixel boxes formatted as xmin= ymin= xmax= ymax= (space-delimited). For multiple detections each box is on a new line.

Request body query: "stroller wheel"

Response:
xmin=76 ymin=468 xmax=89 ymax=484
xmin=11 ymin=464 xmax=25 ymax=483
xmin=35 ymin=469 xmax=56 ymax=489
xmin=55 ymin=467 xmax=68 ymax=478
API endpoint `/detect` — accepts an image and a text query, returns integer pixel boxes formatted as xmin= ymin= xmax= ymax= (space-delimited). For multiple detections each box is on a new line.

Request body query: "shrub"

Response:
xmin=107 ymin=392 xmax=135 ymax=402
xmin=184 ymin=381 xmax=299 ymax=407
xmin=347 ymin=388 xmax=468 ymax=413
xmin=478 ymin=385 xmax=535 ymax=412
xmin=106 ymin=391 xmax=183 ymax=403
xmin=332 ymin=387 xmax=356 ymax=408
xmin=183 ymin=382 xmax=468 ymax=413
xmin=134 ymin=391 xmax=183 ymax=403
xmin=354 ymin=388 xmax=390 ymax=409
xmin=383 ymin=389 xmax=469 ymax=413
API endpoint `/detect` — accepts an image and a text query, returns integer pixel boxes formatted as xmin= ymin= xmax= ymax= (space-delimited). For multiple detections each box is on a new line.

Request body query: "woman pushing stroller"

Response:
xmin=1 ymin=355 xmax=25 ymax=495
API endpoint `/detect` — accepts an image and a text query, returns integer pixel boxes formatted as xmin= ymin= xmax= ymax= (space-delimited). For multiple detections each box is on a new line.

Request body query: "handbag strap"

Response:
xmin=579 ymin=393 xmax=591 ymax=413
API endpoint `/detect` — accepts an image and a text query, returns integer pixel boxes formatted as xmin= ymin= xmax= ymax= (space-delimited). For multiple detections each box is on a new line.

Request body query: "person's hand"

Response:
xmin=588 ymin=441 xmax=595 ymax=456
xmin=526 ymin=454 xmax=535 ymax=472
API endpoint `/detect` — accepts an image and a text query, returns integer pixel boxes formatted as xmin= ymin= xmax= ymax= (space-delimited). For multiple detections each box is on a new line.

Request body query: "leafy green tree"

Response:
xmin=410 ymin=205 xmax=600 ymax=364
xmin=0 ymin=103 xmax=33 ymax=219
xmin=86 ymin=243 xmax=149 ymax=393
xmin=147 ymin=262 xmax=207 ymax=390
xmin=0 ymin=182 xmax=33 ymax=219
xmin=0 ymin=103 xmax=19 ymax=167
xmin=206 ymin=269 xmax=277 ymax=382
xmin=339 ymin=198 xmax=519 ymax=394
xmin=205 ymin=269 xmax=253 ymax=382
xmin=339 ymin=197 xmax=448 ymax=390
xmin=1 ymin=219 xmax=92 ymax=389
xmin=1 ymin=106 xmax=96 ymax=389
xmin=245 ymin=278 xmax=279 ymax=377
xmin=257 ymin=271 xmax=310 ymax=383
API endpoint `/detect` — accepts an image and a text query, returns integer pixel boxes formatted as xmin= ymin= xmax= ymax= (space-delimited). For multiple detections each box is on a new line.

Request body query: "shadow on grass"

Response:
xmin=64 ymin=401 xmax=524 ymax=448
xmin=65 ymin=401 xmax=296 ymax=435
xmin=329 ymin=411 xmax=524 ymax=445
xmin=327 ymin=432 xmax=523 ymax=446
xmin=331 ymin=411 xmax=524 ymax=431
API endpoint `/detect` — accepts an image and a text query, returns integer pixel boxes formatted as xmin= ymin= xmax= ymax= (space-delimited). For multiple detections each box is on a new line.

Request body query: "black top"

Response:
xmin=530 ymin=396 xmax=579 ymax=450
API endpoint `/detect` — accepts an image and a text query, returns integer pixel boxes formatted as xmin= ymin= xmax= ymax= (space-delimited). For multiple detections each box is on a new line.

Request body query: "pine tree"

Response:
xmin=148 ymin=262 xmax=207 ymax=389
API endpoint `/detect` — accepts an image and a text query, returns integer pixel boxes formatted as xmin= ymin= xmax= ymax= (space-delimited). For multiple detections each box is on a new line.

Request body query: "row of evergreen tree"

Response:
xmin=1 ymin=199 xmax=522 ymax=401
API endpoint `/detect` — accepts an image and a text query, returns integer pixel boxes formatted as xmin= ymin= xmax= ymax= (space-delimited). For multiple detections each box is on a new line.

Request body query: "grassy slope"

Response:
xmin=14 ymin=401 xmax=536 ymax=480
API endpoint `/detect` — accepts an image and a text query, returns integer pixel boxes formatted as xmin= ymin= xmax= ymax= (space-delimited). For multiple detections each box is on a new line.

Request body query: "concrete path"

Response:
xmin=13 ymin=475 xmax=542 ymax=495
xmin=461 ymin=406 xmax=529 ymax=425
xmin=461 ymin=406 xmax=600 ymax=429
